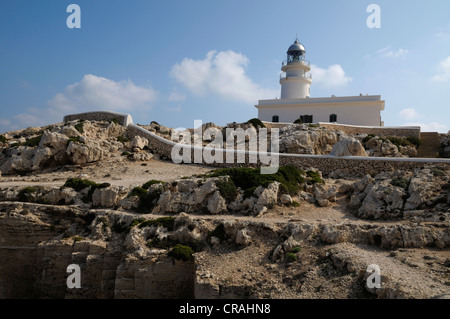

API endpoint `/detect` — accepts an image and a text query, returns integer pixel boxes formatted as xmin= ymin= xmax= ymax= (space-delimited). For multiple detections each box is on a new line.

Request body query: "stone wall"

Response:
xmin=64 ymin=112 xmax=450 ymax=177
xmin=64 ymin=111 xmax=133 ymax=127
xmin=262 ymin=121 xmax=421 ymax=138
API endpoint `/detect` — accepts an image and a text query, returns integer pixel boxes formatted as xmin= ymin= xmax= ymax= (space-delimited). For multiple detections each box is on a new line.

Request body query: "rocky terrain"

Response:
xmin=0 ymin=119 xmax=449 ymax=299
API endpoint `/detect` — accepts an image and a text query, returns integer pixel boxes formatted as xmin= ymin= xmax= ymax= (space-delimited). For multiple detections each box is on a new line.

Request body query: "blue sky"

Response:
xmin=1 ymin=0 xmax=449 ymax=132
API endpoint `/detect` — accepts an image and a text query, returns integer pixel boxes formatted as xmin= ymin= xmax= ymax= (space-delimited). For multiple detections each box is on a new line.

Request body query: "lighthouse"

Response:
xmin=255 ymin=38 xmax=385 ymax=126
xmin=280 ymin=38 xmax=312 ymax=99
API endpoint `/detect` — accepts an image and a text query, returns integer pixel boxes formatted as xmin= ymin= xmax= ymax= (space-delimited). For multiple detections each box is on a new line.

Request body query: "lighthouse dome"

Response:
xmin=287 ymin=39 xmax=305 ymax=53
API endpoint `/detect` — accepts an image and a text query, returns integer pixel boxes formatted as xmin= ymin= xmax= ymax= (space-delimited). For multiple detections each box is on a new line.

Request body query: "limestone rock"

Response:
xmin=331 ymin=136 xmax=367 ymax=157
xmin=236 ymin=229 xmax=252 ymax=246
xmin=66 ymin=139 xmax=104 ymax=164
xmin=207 ymin=191 xmax=227 ymax=214
xmin=280 ymin=194 xmax=293 ymax=205
xmin=130 ymin=136 xmax=148 ymax=150
xmin=92 ymin=187 xmax=125 ymax=208
xmin=256 ymin=182 xmax=280 ymax=207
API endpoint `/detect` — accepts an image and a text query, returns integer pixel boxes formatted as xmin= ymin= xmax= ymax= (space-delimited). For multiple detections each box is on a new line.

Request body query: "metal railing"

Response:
xmin=280 ymin=73 xmax=312 ymax=81
xmin=282 ymin=60 xmax=310 ymax=67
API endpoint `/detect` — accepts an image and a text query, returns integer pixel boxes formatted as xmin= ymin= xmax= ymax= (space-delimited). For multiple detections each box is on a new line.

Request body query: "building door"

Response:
xmin=330 ymin=114 xmax=337 ymax=122
xmin=272 ymin=115 xmax=279 ymax=123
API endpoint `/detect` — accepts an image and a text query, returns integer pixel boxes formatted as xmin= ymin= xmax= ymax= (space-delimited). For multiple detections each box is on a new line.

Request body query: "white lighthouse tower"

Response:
xmin=255 ymin=38 xmax=385 ymax=126
xmin=280 ymin=38 xmax=312 ymax=99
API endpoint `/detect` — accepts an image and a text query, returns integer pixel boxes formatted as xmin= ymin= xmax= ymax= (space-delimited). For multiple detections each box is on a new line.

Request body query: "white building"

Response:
xmin=255 ymin=39 xmax=385 ymax=126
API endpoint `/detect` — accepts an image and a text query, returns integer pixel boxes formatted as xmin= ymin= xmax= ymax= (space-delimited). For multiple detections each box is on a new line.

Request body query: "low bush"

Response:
xmin=246 ymin=118 xmax=266 ymax=128
xmin=67 ymin=136 xmax=85 ymax=146
xmin=306 ymin=170 xmax=324 ymax=184
xmin=406 ymin=136 xmax=422 ymax=148
xmin=18 ymin=186 xmax=38 ymax=202
xmin=74 ymin=121 xmax=84 ymax=134
xmin=64 ymin=178 xmax=99 ymax=192
xmin=216 ymin=178 xmax=238 ymax=203
xmin=64 ymin=178 xmax=110 ymax=202
xmin=362 ymin=134 xmax=376 ymax=144
xmin=206 ymin=165 xmax=306 ymax=198
xmin=117 ymin=136 xmax=129 ymax=143
xmin=137 ymin=188 xmax=163 ymax=213
xmin=142 ymin=180 xmax=165 ymax=189
xmin=24 ymin=135 xmax=42 ymax=147
xmin=286 ymin=252 xmax=297 ymax=262
xmin=390 ymin=176 xmax=410 ymax=190
xmin=168 ymin=244 xmax=194 ymax=261
xmin=293 ymin=118 xmax=303 ymax=124
xmin=0 ymin=135 xmax=7 ymax=143
xmin=431 ymin=168 xmax=446 ymax=177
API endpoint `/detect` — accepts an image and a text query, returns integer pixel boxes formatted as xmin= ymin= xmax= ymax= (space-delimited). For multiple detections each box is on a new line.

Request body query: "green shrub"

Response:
xmin=216 ymin=179 xmax=238 ymax=203
xmin=18 ymin=187 xmax=38 ymax=202
xmin=117 ymin=136 xmax=129 ymax=143
xmin=24 ymin=135 xmax=42 ymax=147
xmin=291 ymin=201 xmax=300 ymax=207
xmin=294 ymin=118 xmax=303 ymax=124
xmin=0 ymin=135 xmax=7 ymax=143
xmin=111 ymin=118 xmax=119 ymax=125
xmin=129 ymin=218 xmax=146 ymax=228
xmin=121 ymin=151 xmax=131 ymax=156
xmin=168 ymin=244 xmax=194 ymax=261
xmin=74 ymin=121 xmax=84 ymax=134
xmin=142 ymin=180 xmax=165 ymax=190
xmin=362 ymin=134 xmax=376 ymax=144
xmin=286 ymin=252 xmax=297 ymax=262
xmin=137 ymin=188 xmax=162 ymax=213
xmin=406 ymin=136 xmax=422 ymax=147
xmin=73 ymin=236 xmax=84 ymax=242
xmin=291 ymin=246 xmax=301 ymax=253
xmin=67 ymin=136 xmax=85 ymax=146
xmin=207 ymin=165 xmax=306 ymax=197
xmin=64 ymin=177 xmax=98 ymax=191
xmin=390 ymin=176 xmax=410 ymax=190
xmin=64 ymin=178 xmax=109 ymax=202
xmin=129 ymin=187 xmax=147 ymax=198
xmin=246 ymin=118 xmax=266 ymax=128
xmin=306 ymin=170 xmax=324 ymax=184
xmin=431 ymin=168 xmax=446 ymax=177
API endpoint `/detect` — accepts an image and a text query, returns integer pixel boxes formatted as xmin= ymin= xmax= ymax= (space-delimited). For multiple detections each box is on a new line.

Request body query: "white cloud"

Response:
xmin=170 ymin=50 xmax=278 ymax=103
xmin=0 ymin=74 xmax=157 ymax=133
xmin=375 ymin=46 xmax=409 ymax=58
xmin=404 ymin=122 xmax=448 ymax=133
xmin=399 ymin=108 xmax=423 ymax=121
xmin=310 ymin=64 xmax=352 ymax=88
xmin=47 ymin=74 xmax=157 ymax=112
xmin=431 ymin=56 xmax=450 ymax=82
xmin=168 ymin=91 xmax=186 ymax=102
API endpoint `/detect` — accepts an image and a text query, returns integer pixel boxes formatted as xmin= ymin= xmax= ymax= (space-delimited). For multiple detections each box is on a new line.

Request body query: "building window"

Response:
xmin=272 ymin=115 xmax=279 ymax=123
xmin=330 ymin=114 xmax=337 ymax=122
xmin=300 ymin=115 xmax=313 ymax=123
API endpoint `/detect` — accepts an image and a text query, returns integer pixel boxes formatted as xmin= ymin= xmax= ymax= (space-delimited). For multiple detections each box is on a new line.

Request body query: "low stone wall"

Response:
xmin=317 ymin=123 xmax=421 ymax=138
xmin=64 ymin=112 xmax=450 ymax=177
xmin=63 ymin=111 xmax=133 ymax=127
xmin=262 ymin=121 xmax=421 ymax=138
